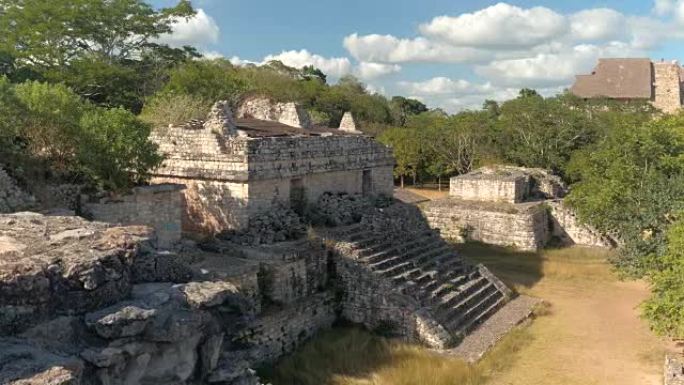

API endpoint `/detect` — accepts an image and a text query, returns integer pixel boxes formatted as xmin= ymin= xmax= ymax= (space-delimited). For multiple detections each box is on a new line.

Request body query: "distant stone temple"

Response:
xmin=570 ymin=58 xmax=684 ymax=113
xmin=422 ymin=166 xmax=614 ymax=250
xmin=149 ymin=96 xmax=394 ymax=237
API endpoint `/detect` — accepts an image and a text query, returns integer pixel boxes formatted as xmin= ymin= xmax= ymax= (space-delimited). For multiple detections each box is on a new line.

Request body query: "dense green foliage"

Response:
xmin=643 ymin=218 xmax=684 ymax=339
xmin=2 ymin=79 xmax=161 ymax=191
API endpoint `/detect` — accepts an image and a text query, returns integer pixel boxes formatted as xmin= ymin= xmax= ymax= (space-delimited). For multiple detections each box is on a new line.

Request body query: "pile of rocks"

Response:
xmin=0 ymin=167 xmax=35 ymax=213
xmin=306 ymin=192 xmax=371 ymax=226
xmin=220 ymin=205 xmax=306 ymax=245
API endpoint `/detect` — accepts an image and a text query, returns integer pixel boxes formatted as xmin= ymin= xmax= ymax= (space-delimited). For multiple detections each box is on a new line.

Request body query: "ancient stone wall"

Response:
xmin=81 ymin=184 xmax=185 ymax=248
xmin=547 ymin=200 xmax=614 ymax=248
xmin=0 ymin=168 xmax=35 ymax=213
xmin=653 ymin=62 xmax=683 ymax=114
xmin=234 ymin=292 xmax=336 ymax=363
xmin=244 ymin=136 xmax=394 ymax=182
xmin=151 ymin=177 xmax=250 ymax=236
xmin=421 ymin=199 xmax=549 ymax=251
xmin=450 ymin=175 xmax=526 ymax=203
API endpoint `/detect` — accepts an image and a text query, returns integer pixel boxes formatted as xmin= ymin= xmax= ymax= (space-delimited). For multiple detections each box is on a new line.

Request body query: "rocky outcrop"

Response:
xmin=237 ymin=95 xmax=312 ymax=129
xmin=0 ymin=213 xmax=153 ymax=334
xmin=0 ymin=168 xmax=35 ymax=213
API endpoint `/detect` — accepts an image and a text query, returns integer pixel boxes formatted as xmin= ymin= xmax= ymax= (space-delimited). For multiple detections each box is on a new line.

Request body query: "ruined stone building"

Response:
xmin=0 ymin=100 xmax=541 ymax=385
xmin=149 ymin=97 xmax=394 ymax=237
xmin=570 ymin=58 xmax=684 ymax=113
xmin=422 ymin=166 xmax=613 ymax=250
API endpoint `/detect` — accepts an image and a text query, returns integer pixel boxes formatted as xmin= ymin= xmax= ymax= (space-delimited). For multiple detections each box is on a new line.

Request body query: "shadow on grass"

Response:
xmin=260 ymin=324 xmax=535 ymax=385
xmin=455 ymin=242 xmax=614 ymax=294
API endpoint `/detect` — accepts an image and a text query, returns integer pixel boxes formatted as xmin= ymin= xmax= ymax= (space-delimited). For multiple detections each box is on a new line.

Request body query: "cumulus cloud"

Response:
xmin=264 ymin=49 xmax=352 ymax=78
xmin=158 ymin=9 xmax=219 ymax=47
xmin=399 ymin=77 xmax=490 ymax=96
xmin=343 ymin=33 xmax=490 ymax=63
xmin=355 ymin=62 xmax=401 ymax=79
xmin=570 ymin=9 xmax=628 ymax=41
xmin=475 ymin=42 xmax=644 ymax=87
xmin=419 ymin=3 xmax=568 ymax=48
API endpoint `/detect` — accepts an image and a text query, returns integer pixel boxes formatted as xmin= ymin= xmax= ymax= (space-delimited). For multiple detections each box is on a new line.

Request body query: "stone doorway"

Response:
xmin=362 ymin=170 xmax=372 ymax=196
xmin=290 ymin=178 xmax=306 ymax=214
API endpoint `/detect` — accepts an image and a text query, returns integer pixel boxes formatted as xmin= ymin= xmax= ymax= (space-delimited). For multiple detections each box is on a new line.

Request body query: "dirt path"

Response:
xmin=464 ymin=245 xmax=673 ymax=385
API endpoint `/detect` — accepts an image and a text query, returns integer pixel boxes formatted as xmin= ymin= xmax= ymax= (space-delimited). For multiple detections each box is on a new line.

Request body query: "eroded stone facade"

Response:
xmin=423 ymin=166 xmax=610 ymax=251
xmin=237 ymin=95 xmax=312 ymax=129
xmin=81 ymin=184 xmax=185 ymax=249
xmin=150 ymin=101 xmax=394 ymax=237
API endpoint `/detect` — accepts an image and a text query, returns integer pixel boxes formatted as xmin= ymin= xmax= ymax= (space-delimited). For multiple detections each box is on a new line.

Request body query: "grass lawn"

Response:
xmin=263 ymin=244 xmax=673 ymax=385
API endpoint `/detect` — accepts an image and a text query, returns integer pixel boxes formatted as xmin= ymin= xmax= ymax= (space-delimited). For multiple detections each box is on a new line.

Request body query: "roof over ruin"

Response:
xmin=235 ymin=118 xmax=360 ymax=137
xmin=570 ymin=58 xmax=653 ymax=99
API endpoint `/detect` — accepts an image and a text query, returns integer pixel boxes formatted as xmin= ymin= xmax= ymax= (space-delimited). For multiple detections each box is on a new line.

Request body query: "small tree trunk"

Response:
xmin=438 ymin=176 xmax=442 ymax=191
xmin=400 ymin=175 xmax=404 ymax=188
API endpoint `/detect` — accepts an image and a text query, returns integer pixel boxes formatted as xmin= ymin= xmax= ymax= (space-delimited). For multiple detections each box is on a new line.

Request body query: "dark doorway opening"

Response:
xmin=362 ymin=170 xmax=372 ymax=196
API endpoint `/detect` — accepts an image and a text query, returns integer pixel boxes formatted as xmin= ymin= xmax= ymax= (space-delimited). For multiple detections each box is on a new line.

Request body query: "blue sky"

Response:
xmin=153 ymin=0 xmax=684 ymax=111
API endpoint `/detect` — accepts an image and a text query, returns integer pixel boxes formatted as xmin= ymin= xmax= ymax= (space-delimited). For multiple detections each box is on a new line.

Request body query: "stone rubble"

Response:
xmin=218 ymin=205 xmax=306 ymax=246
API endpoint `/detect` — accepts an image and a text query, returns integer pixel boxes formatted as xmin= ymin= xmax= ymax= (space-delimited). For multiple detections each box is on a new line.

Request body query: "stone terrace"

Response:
xmin=322 ymin=203 xmax=514 ymax=348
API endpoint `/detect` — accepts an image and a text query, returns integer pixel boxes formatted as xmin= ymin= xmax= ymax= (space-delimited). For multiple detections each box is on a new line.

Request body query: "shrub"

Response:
xmin=140 ymin=93 xmax=211 ymax=127
xmin=643 ymin=217 xmax=684 ymax=339
xmin=78 ymin=107 xmax=162 ymax=191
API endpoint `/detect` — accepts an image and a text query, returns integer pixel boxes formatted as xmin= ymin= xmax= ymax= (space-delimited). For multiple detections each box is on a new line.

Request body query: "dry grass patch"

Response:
xmin=262 ymin=325 xmax=534 ymax=385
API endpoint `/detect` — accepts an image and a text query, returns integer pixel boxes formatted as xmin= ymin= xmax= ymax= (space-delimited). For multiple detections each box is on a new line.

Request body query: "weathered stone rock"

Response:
xmin=85 ymin=305 xmax=157 ymax=339
xmin=204 ymin=100 xmax=237 ymax=135
xmin=0 ymin=213 xmax=153 ymax=333
xmin=237 ymin=95 xmax=312 ymax=129
xmin=180 ymin=281 xmax=241 ymax=309
xmin=0 ymin=338 xmax=84 ymax=385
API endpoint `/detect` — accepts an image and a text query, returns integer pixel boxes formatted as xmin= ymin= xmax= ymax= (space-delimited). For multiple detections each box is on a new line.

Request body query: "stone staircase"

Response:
xmin=328 ymin=222 xmax=512 ymax=347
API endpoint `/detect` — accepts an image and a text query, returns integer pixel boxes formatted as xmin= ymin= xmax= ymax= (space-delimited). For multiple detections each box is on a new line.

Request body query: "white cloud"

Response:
xmin=343 ymin=33 xmax=490 ymax=63
xmin=570 ymin=9 xmax=627 ymax=41
xmin=158 ymin=9 xmax=219 ymax=47
xmin=654 ymin=0 xmax=675 ymax=15
xmin=355 ymin=62 xmax=401 ymax=79
xmin=264 ymin=49 xmax=352 ymax=78
xmin=399 ymin=77 xmax=489 ymax=96
xmin=475 ymin=42 xmax=644 ymax=87
xmin=419 ymin=3 xmax=568 ymax=48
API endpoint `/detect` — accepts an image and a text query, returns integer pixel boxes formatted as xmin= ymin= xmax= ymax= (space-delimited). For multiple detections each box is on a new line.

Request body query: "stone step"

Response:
xmin=390 ymin=250 xmax=458 ymax=284
xmin=421 ymin=268 xmax=478 ymax=296
xmin=360 ymin=232 xmax=436 ymax=262
xmin=452 ymin=291 xmax=506 ymax=337
xmin=442 ymin=281 xmax=497 ymax=324
xmin=370 ymin=243 xmax=451 ymax=273
xmin=387 ymin=248 xmax=459 ymax=280
xmin=408 ymin=270 xmax=472 ymax=308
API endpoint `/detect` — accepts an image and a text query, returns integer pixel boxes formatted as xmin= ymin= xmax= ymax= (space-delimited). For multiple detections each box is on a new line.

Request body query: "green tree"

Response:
xmin=0 ymin=0 xmax=196 ymax=110
xmin=390 ymin=96 xmax=428 ymax=126
xmin=379 ymin=127 xmax=425 ymax=187
xmin=153 ymin=59 xmax=247 ymax=106
xmin=78 ymin=108 xmax=162 ymax=190
xmin=495 ymin=94 xmax=597 ymax=174
xmin=566 ymin=114 xmax=684 ymax=275
xmin=643 ymin=216 xmax=684 ymax=339
xmin=0 ymin=0 xmax=193 ymax=69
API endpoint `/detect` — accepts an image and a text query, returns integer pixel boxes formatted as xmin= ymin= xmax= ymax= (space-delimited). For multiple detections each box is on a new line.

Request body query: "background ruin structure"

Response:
xmin=571 ymin=58 xmax=684 ymax=113
xmin=422 ymin=166 xmax=613 ymax=250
